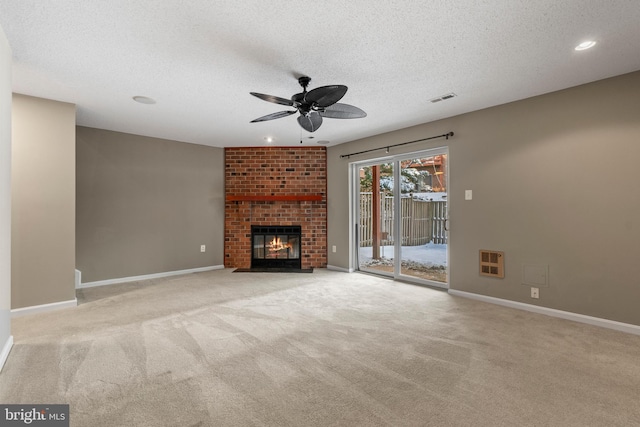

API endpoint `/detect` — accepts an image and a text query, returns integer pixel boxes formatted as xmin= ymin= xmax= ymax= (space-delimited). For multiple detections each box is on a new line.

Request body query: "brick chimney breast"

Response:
xmin=224 ymin=147 xmax=327 ymax=269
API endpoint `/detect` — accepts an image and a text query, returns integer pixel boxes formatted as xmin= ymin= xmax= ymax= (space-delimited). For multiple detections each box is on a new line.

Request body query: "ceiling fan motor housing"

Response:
xmin=291 ymin=92 xmax=305 ymax=105
xmin=293 ymin=76 xmax=312 ymax=113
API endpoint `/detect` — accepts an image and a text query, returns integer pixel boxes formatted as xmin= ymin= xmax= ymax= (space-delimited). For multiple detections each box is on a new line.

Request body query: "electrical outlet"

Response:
xmin=531 ymin=287 xmax=539 ymax=299
xmin=332 ymin=245 xmax=337 ymax=253
xmin=200 ymin=245 xmax=206 ymax=253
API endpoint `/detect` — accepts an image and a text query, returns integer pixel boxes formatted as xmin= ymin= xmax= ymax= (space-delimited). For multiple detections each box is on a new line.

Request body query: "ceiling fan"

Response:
xmin=250 ymin=76 xmax=367 ymax=132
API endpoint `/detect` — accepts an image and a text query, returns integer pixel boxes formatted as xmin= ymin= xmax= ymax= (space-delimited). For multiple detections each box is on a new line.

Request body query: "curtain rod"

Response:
xmin=340 ymin=131 xmax=454 ymax=159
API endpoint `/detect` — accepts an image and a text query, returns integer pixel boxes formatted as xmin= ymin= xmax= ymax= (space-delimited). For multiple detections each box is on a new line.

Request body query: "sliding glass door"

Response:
xmin=354 ymin=148 xmax=448 ymax=287
xmin=357 ymin=161 xmax=395 ymax=277
xmin=398 ymin=154 xmax=448 ymax=284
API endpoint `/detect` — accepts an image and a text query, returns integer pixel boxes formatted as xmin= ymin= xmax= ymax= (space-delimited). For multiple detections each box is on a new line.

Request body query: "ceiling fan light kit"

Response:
xmin=250 ymin=76 xmax=366 ymax=132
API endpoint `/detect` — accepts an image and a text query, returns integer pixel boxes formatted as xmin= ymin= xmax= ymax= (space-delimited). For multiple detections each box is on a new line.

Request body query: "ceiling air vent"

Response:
xmin=430 ymin=93 xmax=457 ymax=103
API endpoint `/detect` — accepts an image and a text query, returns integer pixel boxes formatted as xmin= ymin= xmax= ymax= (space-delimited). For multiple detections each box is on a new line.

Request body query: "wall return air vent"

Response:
xmin=479 ymin=249 xmax=504 ymax=278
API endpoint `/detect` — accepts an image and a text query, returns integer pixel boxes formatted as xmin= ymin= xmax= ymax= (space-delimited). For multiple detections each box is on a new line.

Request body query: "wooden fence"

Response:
xmin=359 ymin=193 xmax=447 ymax=246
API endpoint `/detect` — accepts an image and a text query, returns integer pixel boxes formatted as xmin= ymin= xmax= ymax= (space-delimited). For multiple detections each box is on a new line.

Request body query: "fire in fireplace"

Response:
xmin=251 ymin=225 xmax=301 ymax=270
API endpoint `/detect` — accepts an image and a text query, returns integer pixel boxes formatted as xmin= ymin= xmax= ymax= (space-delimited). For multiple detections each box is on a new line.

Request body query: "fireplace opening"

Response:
xmin=251 ymin=225 xmax=302 ymax=270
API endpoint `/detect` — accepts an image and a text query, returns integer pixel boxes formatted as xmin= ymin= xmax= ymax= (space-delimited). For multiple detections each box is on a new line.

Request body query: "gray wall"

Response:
xmin=76 ymin=127 xmax=225 ymax=283
xmin=328 ymin=71 xmax=640 ymax=326
xmin=11 ymin=94 xmax=76 ymax=309
xmin=0 ymin=25 xmax=12 ymax=364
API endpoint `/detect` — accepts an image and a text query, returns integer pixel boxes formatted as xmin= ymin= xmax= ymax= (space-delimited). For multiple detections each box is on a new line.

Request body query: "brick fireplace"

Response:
xmin=224 ymin=147 xmax=327 ymax=269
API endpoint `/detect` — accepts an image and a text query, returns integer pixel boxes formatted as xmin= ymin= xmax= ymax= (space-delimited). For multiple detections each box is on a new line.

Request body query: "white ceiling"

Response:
xmin=1 ymin=1 xmax=639 ymax=148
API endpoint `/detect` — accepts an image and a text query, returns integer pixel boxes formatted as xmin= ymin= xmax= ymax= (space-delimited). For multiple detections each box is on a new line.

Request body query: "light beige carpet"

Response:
xmin=1 ymin=269 xmax=639 ymax=426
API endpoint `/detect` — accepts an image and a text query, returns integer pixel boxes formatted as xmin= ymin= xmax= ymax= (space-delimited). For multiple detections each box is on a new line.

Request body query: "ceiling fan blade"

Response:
xmin=319 ymin=103 xmax=367 ymax=119
xmin=251 ymin=110 xmax=296 ymax=122
xmin=250 ymin=92 xmax=295 ymax=107
xmin=305 ymin=85 xmax=348 ymax=107
xmin=297 ymin=112 xmax=323 ymax=132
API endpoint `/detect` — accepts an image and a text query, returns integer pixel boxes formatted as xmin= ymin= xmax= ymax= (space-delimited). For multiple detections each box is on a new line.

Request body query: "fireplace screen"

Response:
xmin=251 ymin=226 xmax=301 ymax=269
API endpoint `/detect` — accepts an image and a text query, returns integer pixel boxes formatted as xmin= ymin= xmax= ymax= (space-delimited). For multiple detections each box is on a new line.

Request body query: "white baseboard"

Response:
xmin=0 ymin=335 xmax=13 ymax=373
xmin=326 ymin=265 xmax=354 ymax=273
xmin=11 ymin=298 xmax=78 ymax=318
xmin=448 ymin=289 xmax=640 ymax=336
xmin=78 ymin=265 xmax=225 ymax=289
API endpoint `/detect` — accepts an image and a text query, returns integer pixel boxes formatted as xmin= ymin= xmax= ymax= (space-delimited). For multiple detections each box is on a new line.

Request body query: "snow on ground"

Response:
xmin=359 ymin=243 xmax=447 ymax=266
xmin=411 ymin=192 xmax=447 ymax=202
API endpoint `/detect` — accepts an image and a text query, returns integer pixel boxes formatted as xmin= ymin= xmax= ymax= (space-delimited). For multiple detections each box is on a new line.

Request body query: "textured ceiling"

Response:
xmin=1 ymin=1 xmax=639 ymax=148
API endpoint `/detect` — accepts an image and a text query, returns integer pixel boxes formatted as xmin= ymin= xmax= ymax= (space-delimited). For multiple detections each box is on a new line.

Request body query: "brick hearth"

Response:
xmin=224 ymin=147 xmax=327 ymax=269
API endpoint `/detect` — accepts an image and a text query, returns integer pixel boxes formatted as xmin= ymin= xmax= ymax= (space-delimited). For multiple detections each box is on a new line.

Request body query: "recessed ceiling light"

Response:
xmin=264 ymin=136 xmax=274 ymax=143
xmin=575 ymin=41 xmax=596 ymax=51
xmin=132 ymin=96 xmax=156 ymax=104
